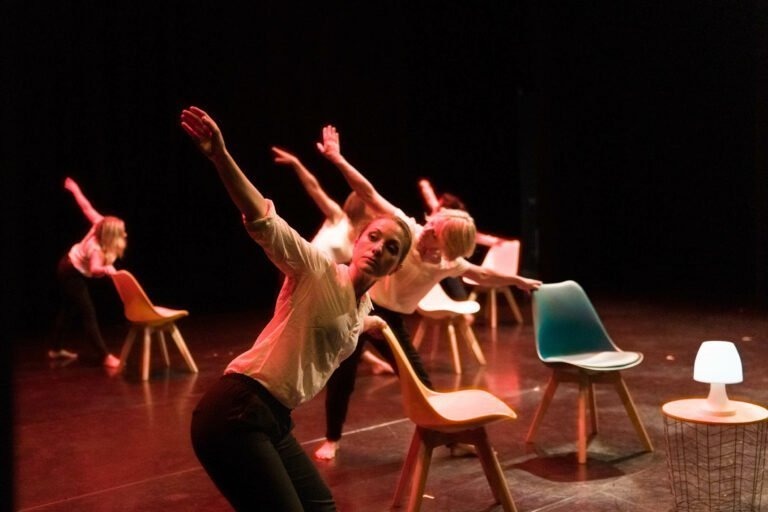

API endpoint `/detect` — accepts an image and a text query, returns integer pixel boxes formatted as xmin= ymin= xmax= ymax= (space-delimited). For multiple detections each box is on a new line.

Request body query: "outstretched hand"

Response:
xmin=271 ymin=146 xmax=301 ymax=168
xmin=316 ymin=125 xmax=342 ymax=163
xmin=518 ymin=276 xmax=543 ymax=294
xmin=363 ymin=315 xmax=387 ymax=335
xmin=180 ymin=106 xmax=226 ymax=159
xmin=64 ymin=177 xmax=80 ymax=194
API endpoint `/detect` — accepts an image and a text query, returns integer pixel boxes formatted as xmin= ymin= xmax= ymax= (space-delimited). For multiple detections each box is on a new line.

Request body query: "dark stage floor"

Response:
xmin=12 ymin=295 xmax=768 ymax=511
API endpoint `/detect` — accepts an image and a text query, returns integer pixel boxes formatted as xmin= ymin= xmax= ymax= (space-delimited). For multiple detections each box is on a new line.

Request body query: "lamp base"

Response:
xmin=699 ymin=406 xmax=737 ymax=417
xmin=700 ymin=383 xmax=737 ymax=417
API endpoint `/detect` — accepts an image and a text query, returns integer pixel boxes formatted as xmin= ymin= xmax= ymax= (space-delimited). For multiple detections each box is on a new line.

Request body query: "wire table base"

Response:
xmin=663 ymin=401 xmax=768 ymax=512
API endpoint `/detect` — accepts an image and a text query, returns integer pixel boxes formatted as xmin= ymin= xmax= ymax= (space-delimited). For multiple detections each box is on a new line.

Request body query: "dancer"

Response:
xmin=50 ymin=177 xmax=124 ymax=368
xmin=182 ymin=106 xmax=412 ymax=511
xmin=273 ymin=146 xmax=395 ymax=375
xmin=418 ymin=178 xmax=505 ymax=301
xmin=313 ymin=125 xmax=542 ymax=460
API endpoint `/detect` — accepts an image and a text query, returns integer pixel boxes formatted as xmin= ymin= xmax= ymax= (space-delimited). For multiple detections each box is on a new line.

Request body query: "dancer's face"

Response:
xmin=352 ymin=218 xmax=408 ymax=278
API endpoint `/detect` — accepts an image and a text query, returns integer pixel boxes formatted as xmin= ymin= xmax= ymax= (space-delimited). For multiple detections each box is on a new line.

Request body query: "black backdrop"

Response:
xmin=6 ymin=2 xmax=765 ymax=336
xmin=4 ymin=2 xmax=768 ymax=507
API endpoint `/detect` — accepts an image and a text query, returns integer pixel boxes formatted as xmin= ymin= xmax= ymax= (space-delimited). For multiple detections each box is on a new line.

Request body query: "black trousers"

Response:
xmin=323 ymin=304 xmax=432 ymax=441
xmin=51 ymin=256 xmax=110 ymax=358
xmin=191 ymin=374 xmax=336 ymax=512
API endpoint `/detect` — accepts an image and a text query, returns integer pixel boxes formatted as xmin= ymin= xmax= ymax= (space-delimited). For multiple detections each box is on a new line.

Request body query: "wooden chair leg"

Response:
xmin=407 ymin=428 xmax=435 ymax=512
xmin=472 ymin=428 xmax=517 ymax=512
xmin=588 ymin=381 xmax=598 ymax=436
xmin=393 ymin=428 xmax=422 ymax=508
xmin=141 ymin=328 xmax=152 ymax=381
xmin=502 ymin=287 xmax=524 ymax=324
xmin=577 ymin=373 xmax=591 ymax=464
xmin=446 ymin=322 xmax=462 ymax=374
xmin=613 ymin=374 xmax=654 ymax=453
xmin=457 ymin=317 xmax=486 ymax=366
xmin=489 ymin=288 xmax=498 ymax=328
xmin=157 ymin=329 xmax=170 ymax=367
xmin=117 ymin=326 xmax=138 ymax=374
xmin=170 ymin=324 xmax=198 ymax=374
xmin=525 ymin=372 xmax=560 ymax=444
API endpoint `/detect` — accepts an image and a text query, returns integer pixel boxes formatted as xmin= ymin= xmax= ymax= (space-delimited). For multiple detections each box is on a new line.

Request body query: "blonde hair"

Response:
xmin=343 ymin=192 xmax=375 ymax=233
xmin=95 ymin=216 xmax=126 ymax=258
xmin=427 ymin=208 xmax=476 ymax=260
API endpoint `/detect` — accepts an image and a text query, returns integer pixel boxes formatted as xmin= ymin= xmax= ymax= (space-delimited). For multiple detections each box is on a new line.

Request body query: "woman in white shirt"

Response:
xmin=272 ymin=146 xmax=395 ymax=375
xmin=313 ymin=125 xmax=542 ymax=461
xmin=181 ymin=106 xmax=412 ymax=512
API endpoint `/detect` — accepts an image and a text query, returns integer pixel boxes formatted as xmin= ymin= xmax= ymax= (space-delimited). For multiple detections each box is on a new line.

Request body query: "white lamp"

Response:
xmin=693 ymin=340 xmax=743 ymax=416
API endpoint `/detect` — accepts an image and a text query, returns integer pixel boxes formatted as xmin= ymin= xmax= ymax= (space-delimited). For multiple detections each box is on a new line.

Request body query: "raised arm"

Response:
xmin=181 ymin=106 xmax=266 ymax=221
xmin=475 ymin=232 xmax=502 ymax=247
xmin=271 ymin=146 xmax=344 ymax=223
xmin=316 ymin=125 xmax=398 ymax=216
xmin=461 ymin=262 xmax=542 ymax=292
xmin=418 ymin=179 xmax=500 ymax=246
xmin=64 ymin=177 xmax=104 ymax=225
xmin=418 ymin=179 xmax=441 ymax=214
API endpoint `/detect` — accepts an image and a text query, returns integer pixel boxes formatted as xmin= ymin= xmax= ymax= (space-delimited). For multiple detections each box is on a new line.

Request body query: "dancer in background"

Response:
xmin=418 ymin=178 xmax=504 ymax=301
xmin=50 ymin=177 xmax=124 ymax=368
xmin=273 ymin=146 xmax=394 ymax=375
xmin=313 ymin=125 xmax=542 ymax=460
xmin=182 ymin=106 xmax=412 ymax=511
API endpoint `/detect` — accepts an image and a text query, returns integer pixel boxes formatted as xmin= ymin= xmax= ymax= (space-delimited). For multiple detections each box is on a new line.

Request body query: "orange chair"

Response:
xmin=382 ymin=325 xmax=518 ymax=512
xmin=111 ymin=270 xmax=198 ymax=381
xmin=463 ymin=239 xmax=524 ymax=327
xmin=412 ymin=284 xmax=484 ymax=374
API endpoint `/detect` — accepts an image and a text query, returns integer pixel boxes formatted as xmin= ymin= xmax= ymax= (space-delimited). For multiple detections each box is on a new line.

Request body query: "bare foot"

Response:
xmin=371 ymin=361 xmax=395 ymax=375
xmin=362 ymin=350 xmax=394 ymax=375
xmin=314 ymin=440 xmax=339 ymax=460
xmin=103 ymin=354 xmax=120 ymax=369
xmin=448 ymin=442 xmax=477 ymax=457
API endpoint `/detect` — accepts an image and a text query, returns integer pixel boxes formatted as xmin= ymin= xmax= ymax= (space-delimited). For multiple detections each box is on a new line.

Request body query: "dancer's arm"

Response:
xmin=461 ymin=263 xmax=541 ymax=292
xmin=180 ymin=106 xmax=266 ymax=221
xmin=418 ymin=179 xmax=440 ymax=214
xmin=64 ymin=177 xmax=104 ymax=225
xmin=88 ymin=251 xmax=117 ymax=277
xmin=475 ymin=232 xmax=502 ymax=247
xmin=316 ymin=125 xmax=398 ymax=216
xmin=272 ymin=146 xmax=344 ymax=223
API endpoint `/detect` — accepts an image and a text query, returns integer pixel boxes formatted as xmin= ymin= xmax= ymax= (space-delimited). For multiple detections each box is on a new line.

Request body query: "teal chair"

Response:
xmin=525 ymin=281 xmax=653 ymax=464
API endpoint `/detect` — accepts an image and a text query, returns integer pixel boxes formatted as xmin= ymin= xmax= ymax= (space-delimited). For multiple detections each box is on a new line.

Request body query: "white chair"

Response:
xmin=111 ymin=270 xmax=198 ymax=381
xmin=412 ymin=284 xmax=484 ymax=374
xmin=463 ymin=239 xmax=524 ymax=327
xmin=382 ymin=326 xmax=518 ymax=512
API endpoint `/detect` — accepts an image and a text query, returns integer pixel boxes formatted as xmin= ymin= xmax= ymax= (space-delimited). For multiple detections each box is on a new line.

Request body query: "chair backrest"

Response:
xmin=532 ymin=280 xmax=619 ymax=359
xmin=110 ymin=270 xmax=164 ymax=323
xmin=482 ymin=239 xmax=520 ymax=275
xmin=381 ymin=326 xmax=440 ymax=426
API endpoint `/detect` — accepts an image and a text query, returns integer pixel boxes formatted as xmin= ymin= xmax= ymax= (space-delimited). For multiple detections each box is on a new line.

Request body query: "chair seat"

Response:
xmin=425 ymin=389 xmax=516 ymax=431
xmin=542 ymin=350 xmax=643 ymax=370
xmin=152 ymin=306 xmax=189 ymax=321
xmin=418 ymin=299 xmax=480 ymax=317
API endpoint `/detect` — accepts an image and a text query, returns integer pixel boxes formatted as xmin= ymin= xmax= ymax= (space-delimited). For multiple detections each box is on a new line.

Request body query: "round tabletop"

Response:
xmin=662 ymin=398 xmax=768 ymax=425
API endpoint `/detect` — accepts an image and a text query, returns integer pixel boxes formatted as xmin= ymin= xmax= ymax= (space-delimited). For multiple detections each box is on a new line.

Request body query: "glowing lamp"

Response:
xmin=693 ymin=341 xmax=743 ymax=416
